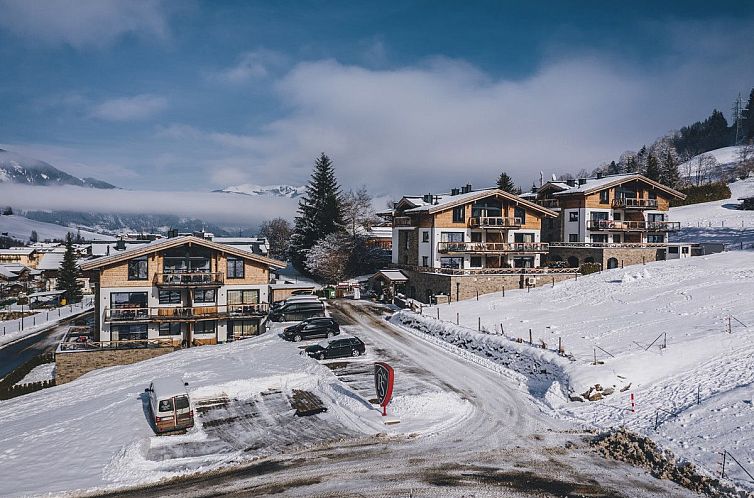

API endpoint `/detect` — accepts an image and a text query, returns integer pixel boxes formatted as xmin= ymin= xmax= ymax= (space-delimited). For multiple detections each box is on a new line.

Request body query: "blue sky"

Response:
xmin=1 ymin=0 xmax=753 ymax=196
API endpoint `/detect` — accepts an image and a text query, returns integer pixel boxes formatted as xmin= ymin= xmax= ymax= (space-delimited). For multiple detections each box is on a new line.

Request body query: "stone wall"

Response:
xmin=547 ymin=246 xmax=662 ymax=269
xmin=55 ymin=347 xmax=175 ymax=384
xmin=402 ymin=269 xmax=577 ymax=303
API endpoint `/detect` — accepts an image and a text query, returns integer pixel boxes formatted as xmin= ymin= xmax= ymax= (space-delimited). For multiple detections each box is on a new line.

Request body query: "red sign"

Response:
xmin=374 ymin=362 xmax=394 ymax=416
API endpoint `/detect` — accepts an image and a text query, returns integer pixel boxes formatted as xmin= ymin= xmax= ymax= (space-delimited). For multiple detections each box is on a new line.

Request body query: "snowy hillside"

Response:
xmin=0 ymin=149 xmax=115 ymax=189
xmin=679 ymin=145 xmax=747 ymax=171
xmin=670 ymin=176 xmax=754 ymax=248
xmin=0 ymin=214 xmax=112 ymax=242
xmin=393 ymin=250 xmax=754 ymax=489
xmin=214 ymin=183 xmax=306 ymax=198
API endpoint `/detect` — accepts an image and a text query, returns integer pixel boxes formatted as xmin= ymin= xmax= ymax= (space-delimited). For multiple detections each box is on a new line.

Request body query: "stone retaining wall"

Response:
xmin=55 ymin=347 xmax=175 ymax=384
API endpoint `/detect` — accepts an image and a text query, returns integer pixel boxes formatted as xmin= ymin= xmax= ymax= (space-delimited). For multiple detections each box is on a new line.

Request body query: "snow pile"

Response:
xmin=391 ymin=251 xmax=754 ymax=489
xmin=13 ymin=363 xmax=55 ymax=386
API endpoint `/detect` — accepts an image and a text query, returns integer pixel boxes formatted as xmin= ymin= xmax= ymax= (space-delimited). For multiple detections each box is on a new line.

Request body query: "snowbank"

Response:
xmin=0 ymin=297 xmax=93 ymax=347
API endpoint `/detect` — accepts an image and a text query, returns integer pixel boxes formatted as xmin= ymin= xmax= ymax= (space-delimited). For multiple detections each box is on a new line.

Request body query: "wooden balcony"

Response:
xmin=468 ymin=217 xmax=522 ymax=228
xmin=611 ymin=198 xmax=658 ymax=209
xmin=394 ymin=264 xmax=577 ymax=276
xmin=104 ymin=304 xmax=269 ymax=323
xmin=394 ymin=216 xmax=412 ymax=227
xmin=437 ymin=242 xmax=549 ymax=254
xmin=153 ymin=271 xmax=224 ymax=287
xmin=587 ymin=220 xmax=680 ymax=232
xmin=536 ymin=199 xmax=560 ymax=209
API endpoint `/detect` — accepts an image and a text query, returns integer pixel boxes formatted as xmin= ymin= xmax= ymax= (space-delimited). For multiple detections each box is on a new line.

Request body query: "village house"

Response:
xmin=389 ymin=185 xmax=573 ymax=302
xmin=80 ymin=235 xmax=286 ymax=347
xmin=531 ymin=174 xmax=687 ymax=269
xmin=0 ymin=247 xmax=39 ymax=268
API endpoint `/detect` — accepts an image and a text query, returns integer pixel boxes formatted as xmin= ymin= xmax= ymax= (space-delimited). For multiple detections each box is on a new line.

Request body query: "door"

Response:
xmin=174 ymin=395 xmax=192 ymax=427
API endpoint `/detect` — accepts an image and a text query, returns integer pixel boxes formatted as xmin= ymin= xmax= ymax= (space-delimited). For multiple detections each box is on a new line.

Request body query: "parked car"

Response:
xmin=304 ymin=337 xmax=365 ymax=360
xmin=283 ymin=317 xmax=340 ymax=342
xmin=291 ymin=289 xmax=314 ymax=296
xmin=269 ymin=300 xmax=326 ymax=322
xmin=272 ymin=295 xmax=321 ymax=310
xmin=145 ymin=377 xmax=194 ymax=434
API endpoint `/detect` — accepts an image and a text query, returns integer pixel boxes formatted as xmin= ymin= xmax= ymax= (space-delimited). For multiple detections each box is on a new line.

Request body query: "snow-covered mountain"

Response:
xmin=0 ymin=149 xmax=116 ymax=189
xmin=214 ymin=183 xmax=306 ymax=198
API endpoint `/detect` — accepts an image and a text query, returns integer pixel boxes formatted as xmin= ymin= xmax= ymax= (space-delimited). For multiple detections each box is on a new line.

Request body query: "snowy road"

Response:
xmin=100 ymin=301 xmax=693 ymax=497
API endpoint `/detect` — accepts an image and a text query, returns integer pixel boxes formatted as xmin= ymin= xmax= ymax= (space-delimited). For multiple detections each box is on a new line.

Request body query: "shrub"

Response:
xmin=671 ymin=182 xmax=731 ymax=207
xmin=580 ymin=263 xmax=602 ymax=275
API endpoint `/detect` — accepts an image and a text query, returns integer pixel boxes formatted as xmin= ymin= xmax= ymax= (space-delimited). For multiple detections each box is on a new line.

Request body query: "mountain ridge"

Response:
xmin=0 ymin=149 xmax=116 ymax=189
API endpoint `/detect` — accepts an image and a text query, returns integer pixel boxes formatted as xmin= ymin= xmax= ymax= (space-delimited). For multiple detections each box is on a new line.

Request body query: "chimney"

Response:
xmin=596 ymin=171 xmax=604 ymax=179
xmin=566 ymin=179 xmax=576 ymax=187
xmin=423 ymin=193 xmax=433 ymax=203
xmin=451 ymin=188 xmax=460 ymax=196
xmin=465 ymin=183 xmax=472 ymax=193
xmin=115 ymin=238 xmax=126 ymax=251
xmin=167 ymin=228 xmax=178 ymax=238
xmin=578 ymin=178 xmax=587 ymax=186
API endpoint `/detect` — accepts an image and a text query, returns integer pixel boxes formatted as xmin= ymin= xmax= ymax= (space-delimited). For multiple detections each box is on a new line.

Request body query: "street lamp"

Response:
xmin=18 ymin=292 xmax=27 ymax=331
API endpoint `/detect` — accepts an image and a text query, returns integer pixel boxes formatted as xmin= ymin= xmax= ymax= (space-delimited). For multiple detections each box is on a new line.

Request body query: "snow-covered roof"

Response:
xmin=0 ymin=266 xmax=19 ymax=279
xmin=37 ymin=252 xmax=65 ymax=271
xmin=27 ymin=290 xmax=65 ymax=299
xmin=0 ymin=247 xmax=36 ymax=256
xmin=368 ymin=226 xmax=393 ymax=239
xmin=150 ymin=377 xmax=189 ymax=399
xmin=551 ymin=174 xmax=685 ymax=199
xmin=0 ymin=263 xmax=28 ymax=275
xmin=400 ymin=188 xmax=557 ymax=217
xmin=372 ymin=270 xmax=408 ymax=282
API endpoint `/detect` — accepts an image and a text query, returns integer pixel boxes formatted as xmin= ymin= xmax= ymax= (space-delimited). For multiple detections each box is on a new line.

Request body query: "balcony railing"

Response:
xmin=536 ymin=199 xmax=560 ymax=209
xmin=394 ymin=216 xmax=412 ymax=227
xmin=612 ymin=198 xmax=658 ymax=209
xmin=154 ymin=271 xmax=224 ymax=287
xmin=587 ymin=220 xmax=679 ymax=232
xmin=104 ymin=303 xmax=269 ymax=322
xmin=393 ymin=264 xmax=578 ymax=276
xmin=549 ymin=242 xmax=668 ymax=248
xmin=468 ymin=217 xmax=522 ymax=228
xmin=437 ymin=242 xmax=549 ymax=253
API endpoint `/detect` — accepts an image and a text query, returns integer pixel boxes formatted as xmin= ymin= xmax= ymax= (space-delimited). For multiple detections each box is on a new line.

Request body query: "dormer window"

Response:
xmin=452 ymin=206 xmax=465 ymax=223
xmin=127 ymin=256 xmax=148 ymax=280
xmin=599 ymin=190 xmax=609 ymax=204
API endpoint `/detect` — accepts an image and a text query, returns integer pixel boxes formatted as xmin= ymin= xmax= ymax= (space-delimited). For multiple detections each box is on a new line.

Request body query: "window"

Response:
xmin=607 ymin=257 xmax=619 ymax=269
xmin=158 ymin=322 xmax=186 ymax=336
xmin=648 ymin=213 xmax=665 ymax=222
xmin=440 ymin=232 xmax=464 ymax=242
xmin=175 ymin=396 xmax=190 ymax=410
xmin=599 ymin=190 xmax=609 ymax=203
xmin=470 ymin=256 xmax=483 ymax=267
xmin=613 ymin=212 xmax=622 ymax=221
xmin=668 ymin=247 xmax=679 ymax=254
xmin=514 ymin=207 xmax=526 ymax=224
xmin=194 ymin=321 xmax=216 ymax=335
xmin=230 ymin=320 xmax=259 ymax=338
xmin=111 ymin=323 xmax=147 ymax=341
xmin=452 ymin=206 xmax=465 ymax=223
xmin=158 ymin=399 xmax=174 ymax=412
xmin=194 ymin=288 xmax=216 ymax=303
xmin=613 ymin=234 xmax=622 ymax=243
xmin=514 ymin=232 xmax=535 ymax=243
xmin=422 ymin=231 xmax=430 ymax=243
xmin=591 ymin=234 xmax=608 ymax=243
xmin=111 ymin=292 xmax=148 ymax=309
xmin=470 ymin=232 xmax=482 ymax=242
xmin=227 ymin=289 xmax=259 ymax=304
xmin=439 ymin=257 xmax=463 ymax=269
xmin=158 ymin=290 xmax=181 ymax=304
xmin=591 ymin=211 xmax=609 ymax=221
xmin=648 ymin=234 xmax=665 ymax=243
xmin=569 ymin=211 xmax=579 ymax=222
xmin=682 ymin=246 xmax=689 ymax=254
xmin=422 ymin=256 xmax=429 ymax=267
xmin=569 ymin=234 xmax=579 ymax=242
xmin=127 ymin=256 xmax=148 ymax=280
xmin=227 ymin=257 xmax=244 ymax=278
xmin=649 ymin=191 xmax=657 ymax=199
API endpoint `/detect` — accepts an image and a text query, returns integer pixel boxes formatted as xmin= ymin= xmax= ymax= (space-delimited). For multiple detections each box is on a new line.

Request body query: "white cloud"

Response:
xmin=214 ymin=49 xmax=287 ymax=84
xmin=90 ymin=94 xmax=167 ymax=121
xmin=0 ymin=0 xmax=173 ymax=48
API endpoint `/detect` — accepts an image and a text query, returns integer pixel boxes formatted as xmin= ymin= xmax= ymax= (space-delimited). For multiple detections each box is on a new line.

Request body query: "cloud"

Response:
xmin=0 ymin=0 xmax=173 ymax=48
xmin=90 ymin=94 xmax=168 ymax=121
xmin=213 ymin=49 xmax=287 ymax=84
xmin=0 ymin=184 xmax=298 ymax=227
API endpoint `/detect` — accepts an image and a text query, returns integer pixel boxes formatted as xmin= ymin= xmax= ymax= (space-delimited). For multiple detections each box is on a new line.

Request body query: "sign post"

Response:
xmin=374 ymin=362 xmax=394 ymax=417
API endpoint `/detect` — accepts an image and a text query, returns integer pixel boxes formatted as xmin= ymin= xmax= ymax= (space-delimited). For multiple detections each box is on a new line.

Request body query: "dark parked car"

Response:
xmin=269 ymin=301 xmax=326 ymax=322
xmin=283 ymin=317 xmax=340 ymax=342
xmin=304 ymin=337 xmax=365 ymax=360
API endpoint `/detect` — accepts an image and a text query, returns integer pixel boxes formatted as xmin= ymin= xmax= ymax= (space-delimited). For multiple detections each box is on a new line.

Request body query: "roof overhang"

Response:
xmin=410 ymin=189 xmax=558 ymax=218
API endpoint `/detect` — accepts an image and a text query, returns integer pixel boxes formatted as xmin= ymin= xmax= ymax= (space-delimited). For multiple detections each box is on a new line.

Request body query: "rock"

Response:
xmin=602 ymin=387 xmax=615 ymax=396
xmin=588 ymin=391 xmax=604 ymax=401
xmin=569 ymin=393 xmax=585 ymax=402
xmin=594 ymin=383 xmax=602 ymax=391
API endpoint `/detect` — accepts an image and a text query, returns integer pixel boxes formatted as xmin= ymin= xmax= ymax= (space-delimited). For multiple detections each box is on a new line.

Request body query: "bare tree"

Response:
xmin=258 ymin=218 xmax=293 ymax=260
xmin=693 ymin=154 xmax=718 ymax=186
xmin=342 ymin=186 xmax=379 ymax=236
xmin=575 ymin=168 xmax=590 ymax=179
xmin=737 ymin=144 xmax=754 ymax=180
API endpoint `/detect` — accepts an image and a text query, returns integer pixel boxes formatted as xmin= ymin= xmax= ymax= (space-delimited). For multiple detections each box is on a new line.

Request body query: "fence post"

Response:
xmin=436 ymin=308 xmax=440 ymax=320
xmin=655 ymin=411 xmax=659 ymax=430
xmin=478 ymin=317 xmax=481 ymax=331
xmin=529 ymin=329 xmax=532 ymax=344
xmin=33 ymin=316 xmax=35 ymax=326
xmin=558 ymin=337 xmax=562 ymax=354
xmin=456 ymin=312 xmax=459 ymax=325
xmin=500 ymin=323 xmax=504 ymax=336
xmin=663 ymin=332 xmax=667 ymax=349
xmin=697 ymin=385 xmax=701 ymax=405
xmin=721 ymin=451 xmax=726 ymax=478
xmin=593 ymin=348 xmax=597 ymax=365
xmin=502 ymin=286 xmax=505 ymax=297
xmin=728 ymin=316 xmax=732 ymax=334
xmin=476 ymin=290 xmax=479 ymax=301
xmin=552 ymin=277 xmax=555 ymax=288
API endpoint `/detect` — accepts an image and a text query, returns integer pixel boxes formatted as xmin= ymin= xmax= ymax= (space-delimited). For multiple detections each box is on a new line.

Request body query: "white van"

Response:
xmin=145 ymin=376 xmax=194 ymax=434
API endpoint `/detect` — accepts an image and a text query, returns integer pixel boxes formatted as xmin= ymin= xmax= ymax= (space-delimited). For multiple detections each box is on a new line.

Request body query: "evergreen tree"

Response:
xmin=56 ymin=233 xmax=82 ymax=304
xmin=644 ymin=153 xmax=661 ymax=181
xmin=29 ymin=230 xmax=38 ymax=243
xmin=290 ymin=153 xmax=344 ymax=272
xmin=743 ymin=87 xmax=754 ymax=143
xmin=496 ymin=171 xmax=519 ymax=194
xmin=660 ymin=150 xmax=680 ymax=188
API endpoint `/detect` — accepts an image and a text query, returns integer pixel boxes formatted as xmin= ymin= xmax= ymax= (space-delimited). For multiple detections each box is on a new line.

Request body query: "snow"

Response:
xmin=0 ymin=214 xmax=111 ymax=242
xmin=670 ymin=177 xmax=754 ymax=248
xmin=679 ymin=146 xmax=747 ymax=171
xmin=0 ymin=297 xmax=93 ymax=347
xmin=217 ymin=183 xmax=306 ymax=198
xmin=14 ymin=363 xmax=55 ymax=386
xmin=391 ymin=250 xmax=754 ymax=490
xmin=0 ymin=323 xmax=472 ymax=497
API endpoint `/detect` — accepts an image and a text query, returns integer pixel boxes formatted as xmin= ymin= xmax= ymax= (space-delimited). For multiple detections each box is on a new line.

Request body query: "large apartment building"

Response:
xmin=81 ymin=235 xmax=286 ymax=346
xmin=533 ymin=174 xmax=686 ymax=245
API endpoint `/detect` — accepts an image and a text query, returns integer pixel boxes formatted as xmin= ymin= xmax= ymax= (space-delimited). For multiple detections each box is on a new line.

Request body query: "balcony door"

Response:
xmin=163 ymin=246 xmax=211 ymax=274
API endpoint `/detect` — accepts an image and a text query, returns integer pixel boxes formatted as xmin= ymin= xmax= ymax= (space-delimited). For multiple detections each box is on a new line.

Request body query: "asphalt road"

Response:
xmin=0 ymin=313 xmax=92 ymax=378
xmin=97 ymin=301 xmax=693 ymax=497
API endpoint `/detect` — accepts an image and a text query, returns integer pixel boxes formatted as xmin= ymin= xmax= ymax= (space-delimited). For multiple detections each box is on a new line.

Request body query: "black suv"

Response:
xmin=304 ymin=337 xmax=366 ymax=360
xmin=269 ymin=301 xmax=325 ymax=322
xmin=283 ymin=317 xmax=340 ymax=342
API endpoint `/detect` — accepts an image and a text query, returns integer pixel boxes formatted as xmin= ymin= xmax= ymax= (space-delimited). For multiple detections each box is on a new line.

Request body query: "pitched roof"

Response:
xmin=402 ymin=188 xmax=558 ymax=217
xmin=80 ymin=235 xmax=286 ymax=271
xmin=550 ymin=174 xmax=686 ymax=199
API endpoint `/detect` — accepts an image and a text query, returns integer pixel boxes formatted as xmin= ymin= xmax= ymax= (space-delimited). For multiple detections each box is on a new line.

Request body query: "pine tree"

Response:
xmin=290 ymin=153 xmax=344 ymax=272
xmin=744 ymin=87 xmax=754 ymax=143
xmin=659 ymin=150 xmax=680 ymax=188
xmin=56 ymin=233 xmax=82 ymax=304
xmin=496 ymin=172 xmax=519 ymax=194
xmin=644 ymin=153 xmax=661 ymax=181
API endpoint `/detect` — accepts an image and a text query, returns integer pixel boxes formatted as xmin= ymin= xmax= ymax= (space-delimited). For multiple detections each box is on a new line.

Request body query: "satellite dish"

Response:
xmin=551 ymin=174 xmax=557 ymax=181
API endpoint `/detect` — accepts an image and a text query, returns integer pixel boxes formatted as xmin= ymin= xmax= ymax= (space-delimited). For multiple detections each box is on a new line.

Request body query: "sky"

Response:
xmin=1 ymin=0 xmax=754 ymax=199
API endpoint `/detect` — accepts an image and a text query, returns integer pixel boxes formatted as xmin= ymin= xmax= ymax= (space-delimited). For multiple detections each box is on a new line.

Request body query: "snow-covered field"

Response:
xmin=0 ymin=214 xmax=110 ymax=242
xmin=392 ymin=250 xmax=754 ymax=489
xmin=14 ymin=363 xmax=55 ymax=385
xmin=671 ymin=177 xmax=754 ymax=248
xmin=0 ymin=326 xmax=470 ymax=497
